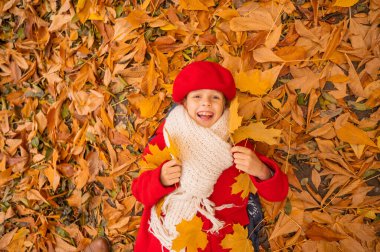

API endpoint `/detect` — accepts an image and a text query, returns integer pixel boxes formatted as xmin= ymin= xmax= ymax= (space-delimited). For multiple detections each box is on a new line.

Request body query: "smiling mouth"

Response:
xmin=197 ymin=111 xmax=214 ymax=120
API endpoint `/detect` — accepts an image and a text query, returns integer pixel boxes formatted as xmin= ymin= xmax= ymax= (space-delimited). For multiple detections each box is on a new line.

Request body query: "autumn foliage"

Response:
xmin=0 ymin=0 xmax=379 ymax=251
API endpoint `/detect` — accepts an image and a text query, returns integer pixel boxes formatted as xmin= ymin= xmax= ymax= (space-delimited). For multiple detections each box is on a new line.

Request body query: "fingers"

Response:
xmin=231 ymin=146 xmax=251 ymax=154
xmin=235 ymin=164 xmax=249 ymax=173
xmin=232 ymin=152 xmax=250 ymax=160
xmin=163 ymin=159 xmax=181 ymax=168
xmin=161 ymin=159 xmax=182 ymax=186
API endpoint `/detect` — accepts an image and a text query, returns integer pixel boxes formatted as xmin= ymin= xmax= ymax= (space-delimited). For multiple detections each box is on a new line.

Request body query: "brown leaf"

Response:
xmin=306 ymin=222 xmax=347 ymax=241
xmin=270 ymin=208 xmax=303 ymax=240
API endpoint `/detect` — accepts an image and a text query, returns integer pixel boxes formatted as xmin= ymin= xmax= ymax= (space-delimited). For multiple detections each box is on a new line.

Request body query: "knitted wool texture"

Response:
xmin=149 ymin=105 xmax=233 ymax=250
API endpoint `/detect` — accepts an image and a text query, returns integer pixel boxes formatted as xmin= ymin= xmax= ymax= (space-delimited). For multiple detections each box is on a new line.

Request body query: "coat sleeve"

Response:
xmin=237 ymin=141 xmax=289 ymax=202
xmin=131 ymin=121 xmax=176 ymax=207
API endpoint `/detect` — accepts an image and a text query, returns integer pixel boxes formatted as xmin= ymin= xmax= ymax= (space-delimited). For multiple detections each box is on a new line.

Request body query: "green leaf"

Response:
xmin=31 ymin=136 xmax=39 ymax=148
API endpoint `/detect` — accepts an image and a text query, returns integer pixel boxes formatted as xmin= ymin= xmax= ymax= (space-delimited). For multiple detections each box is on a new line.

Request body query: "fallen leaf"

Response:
xmin=164 ymin=129 xmax=180 ymax=161
xmin=306 ymin=222 xmax=347 ymax=241
xmin=252 ymin=47 xmax=284 ymax=63
xmin=270 ymin=208 xmax=304 ymax=240
xmin=172 ymin=216 xmax=207 ymax=252
xmin=233 ymin=122 xmax=281 ymax=145
xmin=43 ymin=166 xmax=61 ymax=191
xmin=179 ymin=0 xmax=208 ymax=11
xmin=334 ymin=0 xmax=359 ymax=7
xmin=221 ymin=224 xmax=253 ymax=252
xmin=228 ymin=97 xmax=243 ymax=133
xmin=235 ymin=65 xmax=283 ymax=96
xmin=335 ymin=122 xmax=377 ymax=147
xmin=231 ymin=173 xmax=257 ymax=199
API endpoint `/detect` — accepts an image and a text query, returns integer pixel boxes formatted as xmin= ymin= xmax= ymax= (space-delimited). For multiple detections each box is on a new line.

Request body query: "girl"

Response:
xmin=132 ymin=61 xmax=288 ymax=251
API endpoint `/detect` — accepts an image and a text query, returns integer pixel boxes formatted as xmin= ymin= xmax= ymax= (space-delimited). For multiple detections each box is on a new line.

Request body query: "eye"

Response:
xmin=213 ymin=95 xmax=221 ymax=100
xmin=193 ymin=95 xmax=201 ymax=99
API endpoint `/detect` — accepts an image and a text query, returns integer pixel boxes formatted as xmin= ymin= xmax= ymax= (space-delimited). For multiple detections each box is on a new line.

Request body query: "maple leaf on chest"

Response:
xmin=164 ymin=129 xmax=180 ymax=161
xmin=172 ymin=216 xmax=208 ymax=252
xmin=228 ymin=97 xmax=243 ymax=134
xmin=138 ymin=144 xmax=171 ymax=174
xmin=231 ymin=173 xmax=257 ymax=199
xmin=221 ymin=224 xmax=253 ymax=252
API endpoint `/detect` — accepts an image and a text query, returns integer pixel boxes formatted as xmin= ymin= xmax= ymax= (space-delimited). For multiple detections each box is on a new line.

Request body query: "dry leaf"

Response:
xmin=221 ymin=224 xmax=253 ymax=252
xmin=306 ymin=222 xmax=347 ymax=241
xmin=335 ymin=122 xmax=377 ymax=147
xmin=334 ymin=0 xmax=359 ymax=7
xmin=228 ymin=97 xmax=243 ymax=133
xmin=231 ymin=173 xmax=257 ymax=199
xmin=179 ymin=0 xmax=208 ymax=11
xmin=172 ymin=216 xmax=207 ymax=252
xmin=270 ymin=208 xmax=304 ymax=240
xmin=235 ymin=65 xmax=283 ymax=96
xmin=164 ymin=129 xmax=180 ymax=161
xmin=233 ymin=122 xmax=281 ymax=145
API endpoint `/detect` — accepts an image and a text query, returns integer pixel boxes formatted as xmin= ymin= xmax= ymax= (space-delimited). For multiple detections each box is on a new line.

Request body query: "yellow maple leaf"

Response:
xmin=228 ymin=97 xmax=243 ymax=133
xmin=172 ymin=216 xmax=208 ymax=252
xmin=138 ymin=144 xmax=171 ymax=174
xmin=221 ymin=224 xmax=253 ymax=252
xmin=334 ymin=0 xmax=359 ymax=7
xmin=235 ymin=65 xmax=283 ymax=96
xmin=232 ymin=122 xmax=281 ymax=145
xmin=231 ymin=173 xmax=257 ymax=199
xmin=164 ymin=129 xmax=180 ymax=161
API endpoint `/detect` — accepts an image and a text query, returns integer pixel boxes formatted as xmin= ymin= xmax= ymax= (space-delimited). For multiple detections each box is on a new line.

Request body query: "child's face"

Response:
xmin=183 ymin=89 xmax=225 ymax=128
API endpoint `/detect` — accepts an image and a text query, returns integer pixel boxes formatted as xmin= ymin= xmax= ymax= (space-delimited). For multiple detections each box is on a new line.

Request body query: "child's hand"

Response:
xmin=160 ymin=159 xmax=182 ymax=186
xmin=231 ymin=146 xmax=272 ymax=181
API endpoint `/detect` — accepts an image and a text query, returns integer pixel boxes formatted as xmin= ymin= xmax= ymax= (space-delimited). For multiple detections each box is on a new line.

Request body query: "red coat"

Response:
xmin=132 ymin=123 xmax=288 ymax=251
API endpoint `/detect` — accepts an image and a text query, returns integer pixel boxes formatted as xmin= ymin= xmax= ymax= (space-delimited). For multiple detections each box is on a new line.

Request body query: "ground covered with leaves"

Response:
xmin=0 ymin=0 xmax=379 ymax=251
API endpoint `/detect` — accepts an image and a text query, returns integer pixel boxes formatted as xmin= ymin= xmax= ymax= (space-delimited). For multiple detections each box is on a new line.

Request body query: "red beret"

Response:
xmin=172 ymin=61 xmax=236 ymax=103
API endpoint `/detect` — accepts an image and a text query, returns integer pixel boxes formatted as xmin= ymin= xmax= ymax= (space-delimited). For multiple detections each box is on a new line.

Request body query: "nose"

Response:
xmin=201 ymin=97 xmax=211 ymax=106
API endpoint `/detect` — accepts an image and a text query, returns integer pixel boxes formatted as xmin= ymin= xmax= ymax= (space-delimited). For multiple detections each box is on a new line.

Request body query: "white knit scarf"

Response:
xmin=149 ymin=105 xmax=233 ymax=250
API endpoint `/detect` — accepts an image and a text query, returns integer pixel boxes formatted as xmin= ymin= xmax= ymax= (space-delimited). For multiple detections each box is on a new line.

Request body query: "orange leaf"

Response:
xmin=100 ymin=106 xmax=114 ymax=128
xmin=334 ymin=0 xmax=359 ymax=7
xmin=137 ymin=94 xmax=163 ymax=118
xmin=164 ymin=129 xmax=180 ymax=161
xmin=43 ymin=166 xmax=60 ymax=191
xmin=228 ymin=97 xmax=243 ymax=133
xmin=172 ymin=216 xmax=207 ymax=252
xmin=270 ymin=208 xmax=303 ymax=240
xmin=141 ymin=57 xmax=159 ymax=96
xmin=0 ymin=228 xmax=17 ymax=249
xmin=335 ymin=122 xmax=377 ymax=147
xmin=235 ymin=65 xmax=283 ymax=96
xmin=231 ymin=173 xmax=257 ymax=199
xmin=0 ymin=167 xmax=13 ymax=187
xmin=306 ymin=222 xmax=347 ymax=241
xmin=76 ymin=158 xmax=89 ymax=190
xmin=71 ymin=90 xmax=104 ymax=116
xmin=275 ymin=46 xmax=306 ymax=62
xmin=179 ymin=0 xmax=208 ymax=11
xmin=221 ymin=224 xmax=253 ymax=252
xmin=232 ymin=122 xmax=281 ymax=145
xmin=230 ymin=9 xmax=274 ymax=32
xmin=252 ymin=47 xmax=284 ymax=63
xmin=66 ymin=189 xmax=82 ymax=208
xmin=139 ymin=144 xmax=171 ymax=174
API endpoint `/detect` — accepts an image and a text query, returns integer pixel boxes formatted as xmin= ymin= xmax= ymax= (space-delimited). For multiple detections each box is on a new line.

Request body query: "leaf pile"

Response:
xmin=0 ymin=0 xmax=379 ymax=251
